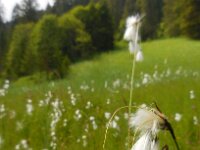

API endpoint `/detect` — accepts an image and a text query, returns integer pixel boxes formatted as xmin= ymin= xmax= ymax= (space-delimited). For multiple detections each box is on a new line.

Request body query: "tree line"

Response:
xmin=0 ymin=0 xmax=199 ymax=80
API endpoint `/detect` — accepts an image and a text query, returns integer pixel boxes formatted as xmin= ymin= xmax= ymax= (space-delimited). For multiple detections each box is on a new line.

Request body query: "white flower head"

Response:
xmin=124 ymin=14 xmax=144 ymax=62
xmin=189 ymin=90 xmax=195 ymax=99
xmin=129 ymin=42 xmax=141 ymax=54
xmin=124 ymin=15 xmax=141 ymax=42
xmin=174 ymin=113 xmax=182 ymax=122
xmin=193 ymin=116 xmax=198 ymax=125
xmin=129 ymin=108 xmax=165 ymax=133
xmin=131 ymin=131 xmax=159 ymax=150
xmin=130 ymin=105 xmax=180 ymax=150
xmin=136 ymin=50 xmax=144 ymax=62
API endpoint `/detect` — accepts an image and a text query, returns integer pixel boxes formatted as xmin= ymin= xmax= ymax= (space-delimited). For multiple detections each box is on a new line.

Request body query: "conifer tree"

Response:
xmin=180 ymin=0 xmax=200 ymax=39
xmin=162 ymin=0 xmax=182 ymax=37
xmin=5 ymin=23 xmax=34 ymax=79
xmin=137 ymin=0 xmax=163 ymax=40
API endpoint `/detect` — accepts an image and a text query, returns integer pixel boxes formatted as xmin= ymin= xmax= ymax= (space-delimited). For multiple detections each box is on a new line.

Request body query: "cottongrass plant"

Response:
xmin=130 ymin=105 xmax=180 ymax=150
xmin=124 ymin=14 xmax=144 ymax=148
xmin=0 ymin=80 xmax=10 ymax=97
xmin=103 ymin=14 xmax=180 ymax=150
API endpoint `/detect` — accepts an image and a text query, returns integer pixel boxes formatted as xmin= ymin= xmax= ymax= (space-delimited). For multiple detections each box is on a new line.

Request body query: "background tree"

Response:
xmin=31 ymin=15 xmax=70 ymax=78
xmin=58 ymin=13 xmax=94 ymax=62
xmin=12 ymin=0 xmax=39 ymax=24
xmin=106 ymin=0 xmax=126 ymax=30
xmin=137 ymin=0 xmax=163 ymax=40
xmin=123 ymin=0 xmax=138 ymax=17
xmin=0 ymin=1 xmax=6 ymax=72
xmin=180 ymin=0 xmax=200 ymax=39
xmin=162 ymin=0 xmax=182 ymax=37
xmin=52 ymin=0 xmax=91 ymax=15
xmin=71 ymin=2 xmax=114 ymax=51
xmin=5 ymin=23 xmax=34 ymax=79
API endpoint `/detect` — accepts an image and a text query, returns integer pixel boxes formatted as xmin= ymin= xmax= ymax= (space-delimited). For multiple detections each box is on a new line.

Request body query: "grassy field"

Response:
xmin=0 ymin=38 xmax=200 ymax=150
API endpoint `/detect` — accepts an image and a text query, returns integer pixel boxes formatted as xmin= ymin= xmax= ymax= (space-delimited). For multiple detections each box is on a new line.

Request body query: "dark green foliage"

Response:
xmin=31 ymin=15 xmax=70 ymax=79
xmin=58 ymin=14 xmax=94 ymax=62
xmin=0 ymin=1 xmax=5 ymax=71
xmin=12 ymin=0 xmax=39 ymax=23
xmin=137 ymin=0 xmax=163 ymax=40
xmin=106 ymin=0 xmax=126 ymax=30
xmin=123 ymin=0 xmax=138 ymax=17
xmin=71 ymin=2 xmax=114 ymax=51
xmin=52 ymin=0 xmax=91 ymax=15
xmin=180 ymin=0 xmax=200 ymax=39
xmin=5 ymin=23 xmax=34 ymax=79
xmin=162 ymin=0 xmax=182 ymax=37
xmin=0 ymin=22 xmax=5 ymax=71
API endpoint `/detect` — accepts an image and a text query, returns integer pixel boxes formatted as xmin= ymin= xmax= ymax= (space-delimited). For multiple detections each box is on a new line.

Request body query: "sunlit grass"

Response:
xmin=0 ymin=38 xmax=200 ymax=149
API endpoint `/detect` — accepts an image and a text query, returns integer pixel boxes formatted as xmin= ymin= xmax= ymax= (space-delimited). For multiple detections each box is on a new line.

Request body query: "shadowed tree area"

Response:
xmin=0 ymin=0 xmax=200 ymax=80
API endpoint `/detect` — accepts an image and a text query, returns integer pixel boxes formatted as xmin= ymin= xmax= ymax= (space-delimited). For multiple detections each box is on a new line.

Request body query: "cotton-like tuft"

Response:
xmin=136 ymin=50 xmax=143 ymax=62
xmin=131 ymin=130 xmax=159 ymax=150
xmin=124 ymin=16 xmax=140 ymax=42
xmin=129 ymin=42 xmax=141 ymax=54
xmin=129 ymin=108 xmax=164 ymax=133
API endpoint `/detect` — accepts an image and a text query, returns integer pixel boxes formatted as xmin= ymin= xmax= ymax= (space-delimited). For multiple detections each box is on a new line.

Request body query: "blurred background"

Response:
xmin=0 ymin=0 xmax=200 ymax=150
xmin=0 ymin=0 xmax=199 ymax=79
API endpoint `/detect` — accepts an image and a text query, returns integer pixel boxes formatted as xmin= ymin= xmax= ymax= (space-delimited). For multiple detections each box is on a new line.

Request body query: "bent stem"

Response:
xmin=103 ymin=106 xmax=139 ymax=150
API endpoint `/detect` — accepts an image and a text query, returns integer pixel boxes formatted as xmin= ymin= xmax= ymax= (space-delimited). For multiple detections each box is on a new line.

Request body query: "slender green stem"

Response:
xmin=129 ymin=54 xmax=136 ymax=114
xmin=128 ymin=22 xmax=139 ymax=149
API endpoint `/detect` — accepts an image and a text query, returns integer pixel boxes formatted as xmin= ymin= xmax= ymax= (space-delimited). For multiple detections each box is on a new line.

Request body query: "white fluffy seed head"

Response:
xmin=130 ymin=107 xmax=166 ymax=150
xmin=131 ymin=131 xmax=159 ymax=150
xmin=129 ymin=108 xmax=165 ymax=134
xmin=136 ymin=50 xmax=144 ymax=62
xmin=124 ymin=15 xmax=141 ymax=42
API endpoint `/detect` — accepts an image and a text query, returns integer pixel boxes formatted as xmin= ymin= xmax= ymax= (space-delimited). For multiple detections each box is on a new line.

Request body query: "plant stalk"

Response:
xmin=128 ymin=22 xmax=139 ymax=149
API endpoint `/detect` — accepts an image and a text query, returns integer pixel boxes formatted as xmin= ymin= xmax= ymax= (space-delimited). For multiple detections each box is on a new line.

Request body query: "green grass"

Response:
xmin=0 ymin=38 xmax=200 ymax=149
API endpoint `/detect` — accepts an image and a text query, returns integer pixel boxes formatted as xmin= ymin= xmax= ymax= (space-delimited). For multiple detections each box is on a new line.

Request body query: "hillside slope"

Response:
xmin=0 ymin=38 xmax=200 ymax=149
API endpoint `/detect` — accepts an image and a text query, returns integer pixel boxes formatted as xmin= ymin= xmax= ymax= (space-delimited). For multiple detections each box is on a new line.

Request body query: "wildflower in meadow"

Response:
xmin=0 ymin=80 xmax=10 ymax=96
xmin=15 ymin=139 xmax=31 ymax=150
xmin=82 ymin=135 xmax=87 ymax=147
xmin=124 ymin=14 xmax=143 ymax=61
xmin=26 ymin=99 xmax=34 ymax=115
xmin=104 ymin=112 xmax=111 ymax=120
xmin=189 ymin=90 xmax=195 ymax=99
xmin=136 ymin=50 xmax=143 ymax=62
xmin=174 ymin=113 xmax=182 ymax=122
xmin=63 ymin=119 xmax=68 ymax=127
xmin=50 ymin=98 xmax=63 ymax=150
xmin=0 ymin=104 xmax=6 ymax=119
xmin=90 ymin=116 xmax=98 ymax=130
xmin=74 ymin=109 xmax=82 ymax=121
xmin=85 ymin=101 xmax=93 ymax=109
xmin=130 ymin=106 xmax=180 ymax=150
xmin=193 ymin=116 xmax=198 ymax=125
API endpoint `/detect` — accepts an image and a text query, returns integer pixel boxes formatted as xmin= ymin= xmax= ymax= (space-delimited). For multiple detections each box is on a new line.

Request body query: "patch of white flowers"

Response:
xmin=189 ymin=90 xmax=195 ymax=100
xmin=0 ymin=80 xmax=10 ymax=97
xmin=26 ymin=99 xmax=34 ymax=115
xmin=50 ymin=98 xmax=64 ymax=150
xmin=74 ymin=109 xmax=82 ymax=121
xmin=89 ymin=116 xmax=98 ymax=130
xmin=39 ymin=91 xmax=53 ymax=107
xmin=0 ymin=104 xmax=6 ymax=119
xmin=15 ymin=139 xmax=31 ymax=150
xmin=175 ymin=113 xmax=182 ymax=122
xmin=193 ymin=116 xmax=198 ymax=125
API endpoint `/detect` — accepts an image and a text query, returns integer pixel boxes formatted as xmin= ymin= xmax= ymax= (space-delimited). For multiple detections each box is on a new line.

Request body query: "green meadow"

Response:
xmin=0 ymin=38 xmax=200 ymax=149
